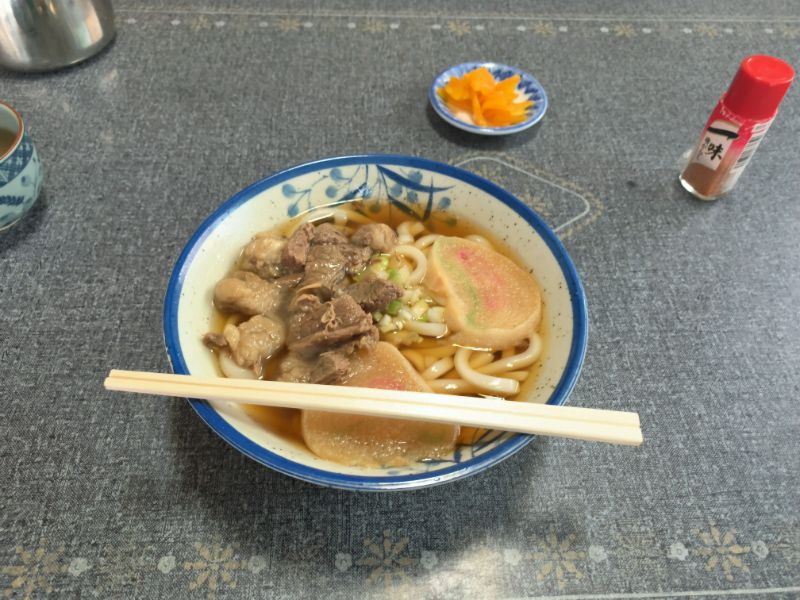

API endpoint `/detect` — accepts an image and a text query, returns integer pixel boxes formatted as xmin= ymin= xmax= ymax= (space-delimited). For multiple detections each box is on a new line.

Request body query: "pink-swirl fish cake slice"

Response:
xmin=424 ymin=237 xmax=542 ymax=350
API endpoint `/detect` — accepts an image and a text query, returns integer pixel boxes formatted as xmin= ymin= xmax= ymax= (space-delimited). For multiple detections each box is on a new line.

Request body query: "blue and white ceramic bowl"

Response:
xmin=0 ymin=101 xmax=43 ymax=231
xmin=429 ymin=62 xmax=548 ymax=136
xmin=164 ymin=155 xmax=586 ymax=491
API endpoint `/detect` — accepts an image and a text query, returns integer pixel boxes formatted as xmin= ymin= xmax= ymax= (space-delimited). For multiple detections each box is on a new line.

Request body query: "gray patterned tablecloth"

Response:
xmin=1 ymin=1 xmax=799 ymax=598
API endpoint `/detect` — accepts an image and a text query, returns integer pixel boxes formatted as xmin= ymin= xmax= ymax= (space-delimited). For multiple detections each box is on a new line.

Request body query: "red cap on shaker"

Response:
xmin=724 ymin=55 xmax=795 ymax=121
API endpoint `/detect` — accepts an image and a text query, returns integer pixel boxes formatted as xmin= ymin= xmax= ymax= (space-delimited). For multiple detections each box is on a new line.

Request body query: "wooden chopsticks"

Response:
xmin=104 ymin=369 xmax=643 ymax=446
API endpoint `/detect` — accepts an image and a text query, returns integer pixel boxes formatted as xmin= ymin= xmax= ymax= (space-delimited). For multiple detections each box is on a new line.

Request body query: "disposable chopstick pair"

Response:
xmin=105 ymin=370 xmax=643 ymax=445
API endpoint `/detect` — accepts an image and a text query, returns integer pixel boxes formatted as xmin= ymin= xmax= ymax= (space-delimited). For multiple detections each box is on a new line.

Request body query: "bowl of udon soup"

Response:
xmin=164 ymin=155 xmax=587 ymax=491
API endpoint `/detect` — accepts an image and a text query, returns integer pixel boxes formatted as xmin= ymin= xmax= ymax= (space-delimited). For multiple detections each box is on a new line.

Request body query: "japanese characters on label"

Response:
xmin=692 ymin=119 xmax=739 ymax=171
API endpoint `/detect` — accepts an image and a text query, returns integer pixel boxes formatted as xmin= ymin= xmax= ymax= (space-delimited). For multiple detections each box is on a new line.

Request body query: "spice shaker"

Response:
xmin=679 ymin=55 xmax=794 ymax=201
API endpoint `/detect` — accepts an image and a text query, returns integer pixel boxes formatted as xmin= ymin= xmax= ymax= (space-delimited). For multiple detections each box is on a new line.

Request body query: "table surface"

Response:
xmin=2 ymin=1 xmax=799 ymax=598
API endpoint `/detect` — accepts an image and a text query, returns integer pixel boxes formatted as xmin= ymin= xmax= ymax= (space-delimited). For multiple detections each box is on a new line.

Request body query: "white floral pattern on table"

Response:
xmin=612 ymin=23 xmax=636 ymax=37
xmin=1 ymin=542 xmax=66 ymax=599
xmin=668 ymin=541 xmax=690 ymax=561
xmin=2 ymin=523 xmax=800 ymax=597
xmin=446 ymin=21 xmax=470 ymax=35
xmin=354 ymin=530 xmax=417 ymax=586
xmin=116 ymin=9 xmax=798 ymax=39
xmin=363 ymin=18 xmax=388 ymax=33
xmin=526 ymin=530 xmax=588 ymax=590
xmin=182 ymin=541 xmax=243 ymax=598
xmin=691 ymin=523 xmax=751 ymax=581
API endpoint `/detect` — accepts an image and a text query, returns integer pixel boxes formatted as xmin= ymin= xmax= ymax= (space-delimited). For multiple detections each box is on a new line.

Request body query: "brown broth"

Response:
xmin=243 ymin=405 xmax=305 ymax=448
xmin=0 ymin=128 xmax=19 ymax=156
xmin=207 ymin=201 xmax=550 ymax=452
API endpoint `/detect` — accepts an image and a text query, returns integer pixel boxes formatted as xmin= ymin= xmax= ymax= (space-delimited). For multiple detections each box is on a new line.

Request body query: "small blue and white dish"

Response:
xmin=429 ymin=62 xmax=548 ymax=136
xmin=0 ymin=100 xmax=43 ymax=231
xmin=164 ymin=155 xmax=586 ymax=491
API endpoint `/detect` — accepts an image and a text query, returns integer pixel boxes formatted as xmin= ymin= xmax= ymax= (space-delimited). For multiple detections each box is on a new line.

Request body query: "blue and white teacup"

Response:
xmin=0 ymin=100 xmax=43 ymax=231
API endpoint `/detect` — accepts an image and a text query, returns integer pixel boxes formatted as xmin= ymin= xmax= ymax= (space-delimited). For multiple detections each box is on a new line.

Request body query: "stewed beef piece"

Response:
xmin=213 ymin=271 xmax=287 ymax=316
xmin=287 ymin=295 xmax=376 ymax=357
xmin=203 ymin=315 xmax=285 ymax=376
xmin=345 ymin=274 xmax=403 ymax=313
xmin=351 ymin=223 xmax=398 ymax=253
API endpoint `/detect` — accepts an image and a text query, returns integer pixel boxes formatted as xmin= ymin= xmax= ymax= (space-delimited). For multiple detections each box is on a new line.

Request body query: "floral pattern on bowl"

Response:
xmin=280 ymin=163 xmax=455 ymax=222
xmin=0 ymin=101 xmax=43 ymax=231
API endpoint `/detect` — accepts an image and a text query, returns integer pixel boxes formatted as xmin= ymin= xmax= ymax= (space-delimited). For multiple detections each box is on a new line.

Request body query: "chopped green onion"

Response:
xmin=398 ymin=308 xmax=414 ymax=321
xmin=378 ymin=314 xmax=395 ymax=333
xmin=387 ymin=268 xmax=401 ymax=283
xmin=402 ymin=289 xmax=420 ymax=304
xmin=412 ymin=300 xmax=429 ymax=318
xmin=374 ymin=255 xmax=390 ymax=268
xmin=386 ymin=300 xmax=402 ymax=316
xmin=368 ymin=263 xmax=389 ymax=279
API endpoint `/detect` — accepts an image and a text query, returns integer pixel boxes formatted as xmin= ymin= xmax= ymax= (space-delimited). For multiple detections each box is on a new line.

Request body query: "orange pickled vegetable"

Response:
xmin=437 ymin=67 xmax=533 ymax=127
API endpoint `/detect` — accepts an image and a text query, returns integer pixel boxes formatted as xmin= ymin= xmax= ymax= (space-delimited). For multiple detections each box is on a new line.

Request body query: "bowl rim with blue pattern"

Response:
xmin=429 ymin=62 xmax=548 ymax=136
xmin=0 ymin=99 xmax=43 ymax=231
xmin=163 ymin=154 xmax=586 ymax=491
